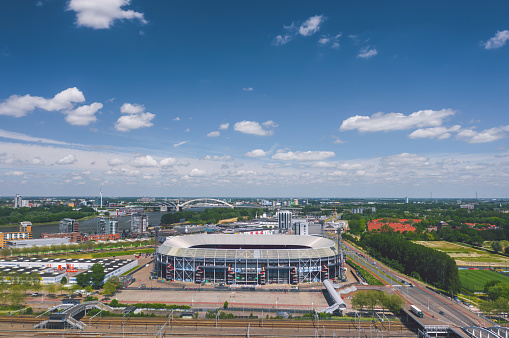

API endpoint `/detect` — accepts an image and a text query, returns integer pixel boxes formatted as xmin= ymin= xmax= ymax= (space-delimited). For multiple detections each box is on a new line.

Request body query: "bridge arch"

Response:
xmin=178 ymin=198 xmax=234 ymax=210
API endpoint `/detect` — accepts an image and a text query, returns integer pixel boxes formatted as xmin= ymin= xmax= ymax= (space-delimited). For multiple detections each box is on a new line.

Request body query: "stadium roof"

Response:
xmin=158 ymin=234 xmax=338 ymax=260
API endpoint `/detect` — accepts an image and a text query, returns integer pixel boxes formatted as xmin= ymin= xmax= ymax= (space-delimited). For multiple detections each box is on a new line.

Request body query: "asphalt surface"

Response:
xmin=340 ymin=240 xmax=483 ymax=329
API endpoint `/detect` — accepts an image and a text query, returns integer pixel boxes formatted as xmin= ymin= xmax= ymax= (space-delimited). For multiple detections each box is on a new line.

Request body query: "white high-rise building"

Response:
xmin=131 ymin=213 xmax=148 ymax=233
xmin=14 ymin=194 xmax=22 ymax=208
xmin=277 ymin=210 xmax=292 ymax=231
xmin=295 ymin=222 xmax=308 ymax=236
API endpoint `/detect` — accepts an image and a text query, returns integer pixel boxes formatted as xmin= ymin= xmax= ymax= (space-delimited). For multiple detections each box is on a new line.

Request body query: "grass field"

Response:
xmin=415 ymin=241 xmax=509 ymax=267
xmin=458 ymin=269 xmax=509 ymax=292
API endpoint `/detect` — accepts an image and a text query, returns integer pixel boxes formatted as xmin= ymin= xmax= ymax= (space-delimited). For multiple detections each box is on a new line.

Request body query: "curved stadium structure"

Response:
xmin=155 ymin=234 xmax=342 ymax=285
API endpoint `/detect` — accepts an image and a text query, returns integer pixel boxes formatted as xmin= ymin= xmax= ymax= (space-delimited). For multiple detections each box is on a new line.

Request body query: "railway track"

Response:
xmin=0 ymin=315 xmax=415 ymax=332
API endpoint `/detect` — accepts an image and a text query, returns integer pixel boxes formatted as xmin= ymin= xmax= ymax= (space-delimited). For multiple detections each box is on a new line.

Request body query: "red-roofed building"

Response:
xmin=367 ymin=219 xmax=421 ymax=233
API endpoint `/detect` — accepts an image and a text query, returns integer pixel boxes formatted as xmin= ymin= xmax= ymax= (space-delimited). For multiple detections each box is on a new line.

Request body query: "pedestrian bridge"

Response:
xmin=463 ymin=327 xmax=508 ymax=338
xmin=34 ymin=301 xmax=114 ymax=330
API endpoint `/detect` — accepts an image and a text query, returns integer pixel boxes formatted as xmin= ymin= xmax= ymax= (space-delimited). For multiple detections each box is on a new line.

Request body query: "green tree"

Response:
xmin=0 ymin=247 xmax=10 ymax=258
xmin=90 ymin=263 xmax=105 ymax=288
xmin=381 ymin=293 xmax=405 ymax=313
xmin=102 ymin=281 xmax=117 ymax=296
xmin=108 ymin=276 xmax=122 ymax=289
xmin=76 ymin=272 xmax=90 ymax=287
xmin=223 ymin=301 xmax=228 ymax=309
xmin=60 ymin=276 xmax=68 ymax=285
xmin=8 ymin=285 xmax=26 ymax=308
xmin=486 ymin=283 xmax=509 ymax=301
xmin=45 ymin=283 xmax=57 ymax=297
xmin=351 ymin=291 xmax=369 ymax=312
xmin=491 ymin=241 xmax=503 ymax=253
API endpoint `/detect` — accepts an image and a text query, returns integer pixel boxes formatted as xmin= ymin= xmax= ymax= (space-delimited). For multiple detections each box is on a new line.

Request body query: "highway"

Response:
xmin=339 ymin=239 xmax=483 ymax=329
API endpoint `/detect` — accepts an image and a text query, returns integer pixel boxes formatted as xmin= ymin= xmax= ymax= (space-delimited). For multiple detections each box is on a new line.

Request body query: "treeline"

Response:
xmin=0 ymin=205 xmax=96 ymax=225
xmin=359 ymin=233 xmax=461 ymax=294
xmin=161 ymin=207 xmax=262 ymax=225
xmin=0 ymin=238 xmax=153 ymax=258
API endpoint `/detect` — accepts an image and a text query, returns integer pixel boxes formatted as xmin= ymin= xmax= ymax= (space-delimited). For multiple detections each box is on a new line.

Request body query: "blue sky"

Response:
xmin=1 ymin=0 xmax=509 ymax=198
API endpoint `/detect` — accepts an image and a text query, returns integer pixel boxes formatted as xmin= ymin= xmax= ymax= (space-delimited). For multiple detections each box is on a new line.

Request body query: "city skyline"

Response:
xmin=1 ymin=1 xmax=509 ymax=198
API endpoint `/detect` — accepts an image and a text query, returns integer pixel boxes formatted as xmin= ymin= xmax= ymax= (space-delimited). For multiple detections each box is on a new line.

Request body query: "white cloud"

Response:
xmin=312 ymin=161 xmax=337 ymax=168
xmin=242 ymin=87 xmax=254 ymax=92
xmin=201 ymin=155 xmax=232 ymax=161
xmin=67 ymin=0 xmax=147 ymax=29
xmin=120 ymin=103 xmax=145 ymax=114
xmin=299 ymin=15 xmax=324 ymax=36
xmin=234 ymin=120 xmax=276 ymax=136
xmin=408 ymin=125 xmax=461 ymax=140
xmin=273 ymin=34 xmax=293 ymax=46
xmin=0 ymin=87 xmax=85 ymax=117
xmin=106 ymin=168 xmax=141 ymax=177
xmin=108 ymin=158 xmax=125 ymax=166
xmin=4 ymin=171 xmax=24 ymax=176
xmin=379 ymin=153 xmax=429 ymax=169
xmin=207 ymin=131 xmax=220 ymax=137
xmin=30 ymin=157 xmax=44 ymax=165
xmin=263 ymin=163 xmax=291 ymax=169
xmin=65 ymin=102 xmax=102 ymax=126
xmin=483 ymin=30 xmax=509 ymax=50
xmin=358 ymin=47 xmax=378 ymax=58
xmin=115 ymin=103 xmax=155 ymax=132
xmin=262 ymin=120 xmax=278 ymax=128
xmin=245 ymin=149 xmax=266 ymax=158
xmin=130 ymin=155 xmax=157 ymax=167
xmin=55 ymin=154 xmax=77 ymax=165
xmin=272 ymin=150 xmax=335 ymax=161
xmin=0 ymin=129 xmax=71 ymax=145
xmin=340 ymin=109 xmax=455 ymax=133
xmin=318 ymin=34 xmax=341 ymax=48
xmin=219 ymin=123 xmax=229 ymax=130
xmin=173 ymin=116 xmax=180 ymax=121
xmin=332 ymin=136 xmax=346 ymax=144
xmin=273 ymin=15 xmax=323 ymax=46
xmin=159 ymin=157 xmax=177 ymax=167
xmin=189 ymin=168 xmax=207 ymax=177
xmin=456 ymin=125 xmax=509 ymax=143
xmin=173 ymin=141 xmax=189 ymax=147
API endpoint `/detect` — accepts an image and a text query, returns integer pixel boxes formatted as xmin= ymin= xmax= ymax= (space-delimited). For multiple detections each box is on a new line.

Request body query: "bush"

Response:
xmin=24 ymin=307 xmax=33 ymax=315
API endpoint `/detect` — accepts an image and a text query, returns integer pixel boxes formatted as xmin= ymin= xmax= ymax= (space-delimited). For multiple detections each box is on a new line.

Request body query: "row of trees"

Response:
xmin=480 ymin=280 xmax=509 ymax=316
xmin=0 ymin=205 xmax=96 ymax=225
xmin=351 ymin=290 xmax=405 ymax=315
xmin=359 ymin=233 xmax=461 ymax=294
xmin=0 ymin=238 xmax=154 ymax=258
xmin=161 ymin=207 xmax=262 ymax=225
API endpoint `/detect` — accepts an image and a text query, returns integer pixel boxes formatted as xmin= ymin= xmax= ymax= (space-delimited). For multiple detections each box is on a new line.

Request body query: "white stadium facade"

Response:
xmin=155 ymin=234 xmax=343 ymax=285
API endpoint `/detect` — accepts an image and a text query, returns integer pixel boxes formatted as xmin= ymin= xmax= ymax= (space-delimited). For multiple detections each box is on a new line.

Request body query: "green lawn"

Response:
xmin=459 ymin=269 xmax=509 ymax=292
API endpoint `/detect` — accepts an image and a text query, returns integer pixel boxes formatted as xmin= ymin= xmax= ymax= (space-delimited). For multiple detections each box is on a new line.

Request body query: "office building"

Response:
xmin=277 ymin=210 xmax=292 ymax=231
xmin=131 ymin=213 xmax=148 ymax=233
xmin=59 ymin=218 xmax=79 ymax=233
xmin=14 ymin=194 xmax=22 ymax=208
xmin=97 ymin=217 xmax=118 ymax=235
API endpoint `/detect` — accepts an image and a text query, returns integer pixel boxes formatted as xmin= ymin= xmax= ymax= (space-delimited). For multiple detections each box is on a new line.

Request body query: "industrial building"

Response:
xmin=0 ymin=257 xmax=137 ymax=284
xmin=155 ymin=234 xmax=342 ymax=285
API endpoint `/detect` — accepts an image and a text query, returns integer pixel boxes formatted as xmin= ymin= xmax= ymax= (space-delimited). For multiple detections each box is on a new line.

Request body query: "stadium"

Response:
xmin=155 ymin=234 xmax=343 ymax=285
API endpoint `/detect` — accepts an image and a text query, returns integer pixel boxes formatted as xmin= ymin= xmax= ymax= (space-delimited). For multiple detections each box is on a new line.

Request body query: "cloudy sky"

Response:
xmin=1 ymin=1 xmax=509 ymax=198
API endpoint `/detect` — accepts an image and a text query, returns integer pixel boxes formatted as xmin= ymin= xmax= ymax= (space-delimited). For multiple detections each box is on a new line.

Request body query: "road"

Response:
xmin=339 ymin=239 xmax=484 ymax=329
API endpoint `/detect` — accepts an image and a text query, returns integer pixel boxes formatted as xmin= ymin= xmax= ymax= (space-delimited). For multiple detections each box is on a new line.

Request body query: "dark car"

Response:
xmin=439 ymin=311 xmax=444 ymax=315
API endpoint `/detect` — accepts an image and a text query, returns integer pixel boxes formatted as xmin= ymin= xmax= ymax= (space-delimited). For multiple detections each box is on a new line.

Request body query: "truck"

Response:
xmin=410 ymin=305 xmax=423 ymax=318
